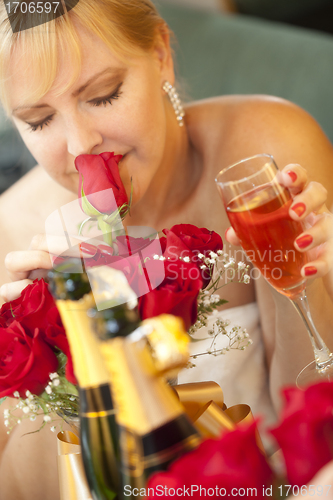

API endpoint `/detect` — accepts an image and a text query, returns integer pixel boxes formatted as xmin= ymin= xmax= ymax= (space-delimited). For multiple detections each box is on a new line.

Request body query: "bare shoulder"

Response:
xmin=186 ymin=95 xmax=333 ymax=205
xmin=0 ymin=166 xmax=76 ymax=251
xmin=0 ymin=166 xmax=76 ymax=287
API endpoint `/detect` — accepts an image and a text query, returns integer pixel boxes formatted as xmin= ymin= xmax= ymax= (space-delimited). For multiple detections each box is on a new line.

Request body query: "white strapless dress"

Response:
xmin=178 ymin=302 xmax=277 ymax=427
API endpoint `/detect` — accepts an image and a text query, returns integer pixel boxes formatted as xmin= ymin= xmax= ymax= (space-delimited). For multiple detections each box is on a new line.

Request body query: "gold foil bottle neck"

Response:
xmin=100 ymin=336 xmax=185 ymax=435
xmin=56 ymin=297 xmax=110 ymax=388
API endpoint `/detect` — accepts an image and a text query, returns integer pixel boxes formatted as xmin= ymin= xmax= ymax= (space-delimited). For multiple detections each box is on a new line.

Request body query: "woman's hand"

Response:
xmin=225 ymin=164 xmax=333 ymax=285
xmin=0 ymin=234 xmax=109 ymax=303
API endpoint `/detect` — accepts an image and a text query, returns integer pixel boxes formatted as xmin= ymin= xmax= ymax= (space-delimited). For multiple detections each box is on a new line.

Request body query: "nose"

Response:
xmin=65 ymin=113 xmax=103 ymax=157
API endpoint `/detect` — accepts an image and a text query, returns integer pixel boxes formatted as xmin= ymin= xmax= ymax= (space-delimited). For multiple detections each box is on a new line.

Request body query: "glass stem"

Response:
xmin=290 ymin=290 xmax=333 ymax=369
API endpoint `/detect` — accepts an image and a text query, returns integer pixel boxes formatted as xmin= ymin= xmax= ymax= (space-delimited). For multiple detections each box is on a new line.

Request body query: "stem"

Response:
xmin=97 ymin=218 xmax=113 ymax=246
xmin=291 ymin=289 xmax=333 ymax=369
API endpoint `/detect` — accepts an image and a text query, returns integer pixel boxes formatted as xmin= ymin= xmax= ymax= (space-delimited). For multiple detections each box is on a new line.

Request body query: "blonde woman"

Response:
xmin=0 ymin=1 xmax=332 ymax=498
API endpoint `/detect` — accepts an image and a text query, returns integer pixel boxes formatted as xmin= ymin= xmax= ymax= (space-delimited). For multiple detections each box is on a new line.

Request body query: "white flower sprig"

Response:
xmin=188 ymin=251 xmax=252 ymax=362
xmin=2 ymin=355 xmax=79 ymax=434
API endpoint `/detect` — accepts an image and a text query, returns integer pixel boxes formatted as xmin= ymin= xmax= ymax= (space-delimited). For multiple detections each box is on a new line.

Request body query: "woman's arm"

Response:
xmin=225 ymin=96 xmax=333 ymax=412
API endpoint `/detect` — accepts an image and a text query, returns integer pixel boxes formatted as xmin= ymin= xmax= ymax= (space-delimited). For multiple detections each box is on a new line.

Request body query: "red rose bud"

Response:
xmin=75 ymin=152 xmax=127 ymax=215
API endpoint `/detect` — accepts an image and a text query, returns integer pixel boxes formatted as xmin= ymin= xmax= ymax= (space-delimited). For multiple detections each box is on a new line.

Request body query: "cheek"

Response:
xmin=15 ymin=122 xmax=69 ymax=179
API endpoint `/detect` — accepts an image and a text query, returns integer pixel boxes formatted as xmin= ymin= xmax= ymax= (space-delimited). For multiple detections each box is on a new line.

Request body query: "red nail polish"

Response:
xmin=295 ymin=234 xmax=313 ymax=249
xmin=98 ymin=245 xmax=114 ymax=257
xmin=287 ymin=170 xmax=297 ymax=183
xmin=304 ymin=266 xmax=317 ymax=276
xmin=52 ymin=256 xmax=65 ymax=266
xmin=79 ymin=242 xmax=97 ymax=256
xmin=291 ymin=202 xmax=306 ymax=217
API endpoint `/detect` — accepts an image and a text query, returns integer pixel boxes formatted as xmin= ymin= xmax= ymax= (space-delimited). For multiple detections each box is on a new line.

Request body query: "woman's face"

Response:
xmin=8 ymin=25 xmax=175 ymax=202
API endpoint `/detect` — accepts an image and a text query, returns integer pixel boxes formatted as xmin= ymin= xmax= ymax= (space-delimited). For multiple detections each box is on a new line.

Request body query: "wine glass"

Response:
xmin=215 ymin=153 xmax=333 ymax=387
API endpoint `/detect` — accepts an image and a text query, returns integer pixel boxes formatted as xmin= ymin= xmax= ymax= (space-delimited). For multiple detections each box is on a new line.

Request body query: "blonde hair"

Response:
xmin=0 ymin=0 xmax=168 ymax=113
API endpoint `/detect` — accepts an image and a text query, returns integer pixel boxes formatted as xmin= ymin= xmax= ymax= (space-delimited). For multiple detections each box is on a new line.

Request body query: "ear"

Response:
xmin=152 ymin=24 xmax=175 ymax=86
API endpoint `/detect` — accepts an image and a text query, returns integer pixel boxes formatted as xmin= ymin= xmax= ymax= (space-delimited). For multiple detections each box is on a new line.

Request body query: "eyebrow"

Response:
xmin=12 ymin=67 xmax=126 ymax=114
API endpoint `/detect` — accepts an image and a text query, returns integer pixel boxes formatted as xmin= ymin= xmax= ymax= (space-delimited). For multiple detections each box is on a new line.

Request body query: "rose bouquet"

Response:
xmin=1 ymin=152 xmax=252 ymax=432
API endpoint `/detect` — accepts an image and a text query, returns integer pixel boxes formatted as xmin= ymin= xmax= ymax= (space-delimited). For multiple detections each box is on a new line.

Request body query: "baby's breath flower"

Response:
xmin=183 ymin=256 xmax=190 ymax=263
xmin=238 ymin=261 xmax=246 ymax=270
xmin=198 ymin=253 xmax=205 ymax=259
xmin=153 ymin=254 xmax=159 ymax=260
xmin=50 ymin=426 xmax=56 ymax=433
xmin=3 ymin=409 xmax=9 ymax=419
xmin=13 ymin=391 xmax=20 ymax=398
xmin=22 ymin=406 xmax=30 ymax=414
xmin=45 ymin=386 xmax=52 ymax=395
xmin=243 ymin=274 xmax=250 ymax=284
xmin=44 ymin=415 xmax=51 ymax=423
xmin=4 ymin=420 xmax=9 ymax=427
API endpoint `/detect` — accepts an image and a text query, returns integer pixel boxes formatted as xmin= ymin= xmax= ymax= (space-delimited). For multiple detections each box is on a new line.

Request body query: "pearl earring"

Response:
xmin=162 ymin=81 xmax=185 ymax=127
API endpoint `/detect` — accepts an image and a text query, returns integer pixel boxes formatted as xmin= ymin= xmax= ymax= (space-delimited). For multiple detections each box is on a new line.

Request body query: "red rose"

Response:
xmin=162 ymin=225 xmax=223 ymax=288
xmin=147 ymin=423 xmax=272 ymax=500
xmin=163 ymin=224 xmax=223 ymax=258
xmin=75 ymin=152 xmax=127 ymax=215
xmin=0 ymin=321 xmax=58 ymax=398
xmin=138 ymin=259 xmax=203 ymax=330
xmin=116 ymin=235 xmax=163 ymax=257
xmin=0 ymin=279 xmax=75 ymax=385
xmin=270 ymin=381 xmax=333 ymax=486
xmin=0 ymin=278 xmax=56 ymax=332
xmin=44 ymin=308 xmax=76 ymax=385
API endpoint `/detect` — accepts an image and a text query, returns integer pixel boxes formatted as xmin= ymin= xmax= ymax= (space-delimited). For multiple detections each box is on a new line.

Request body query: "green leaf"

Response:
xmin=0 ymin=397 xmax=7 ymax=405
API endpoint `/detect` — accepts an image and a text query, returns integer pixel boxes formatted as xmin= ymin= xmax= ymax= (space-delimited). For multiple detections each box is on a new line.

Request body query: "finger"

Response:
xmin=5 ymin=250 xmax=53 ymax=282
xmin=0 ymin=279 xmax=34 ymax=302
xmin=225 ymin=227 xmax=241 ymax=246
xmin=279 ymin=164 xmax=308 ymax=195
xmin=289 ymin=182 xmax=328 ymax=221
xmin=29 ymin=233 xmax=103 ymax=259
xmin=294 ymin=213 xmax=333 ymax=252
xmin=301 ymin=240 xmax=333 ymax=279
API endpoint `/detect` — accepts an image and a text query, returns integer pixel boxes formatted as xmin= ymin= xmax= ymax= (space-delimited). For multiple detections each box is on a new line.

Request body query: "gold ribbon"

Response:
xmin=57 ymin=382 xmax=263 ymax=499
xmin=57 ymin=431 xmax=93 ymax=500
xmin=173 ymin=382 xmax=264 ymax=452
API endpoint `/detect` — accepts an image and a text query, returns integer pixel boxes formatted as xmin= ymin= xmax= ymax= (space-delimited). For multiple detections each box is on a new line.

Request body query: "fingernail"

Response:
xmin=287 ymin=171 xmax=297 ymax=183
xmin=51 ymin=256 xmax=66 ymax=266
xmin=98 ymin=245 xmax=114 ymax=257
xmin=291 ymin=202 xmax=306 ymax=217
xmin=295 ymin=234 xmax=313 ymax=249
xmin=304 ymin=266 xmax=317 ymax=277
xmin=225 ymin=228 xmax=230 ymax=240
xmin=79 ymin=242 xmax=97 ymax=256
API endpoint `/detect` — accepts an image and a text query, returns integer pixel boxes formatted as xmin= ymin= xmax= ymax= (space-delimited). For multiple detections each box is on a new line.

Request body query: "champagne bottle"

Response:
xmin=48 ymin=262 xmax=120 ymax=500
xmin=99 ymin=333 xmax=202 ymax=499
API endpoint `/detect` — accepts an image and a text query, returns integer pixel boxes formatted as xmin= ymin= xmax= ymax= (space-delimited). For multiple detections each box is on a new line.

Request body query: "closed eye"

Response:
xmin=27 ymin=115 xmax=54 ymax=132
xmin=89 ymin=82 xmax=123 ymax=107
